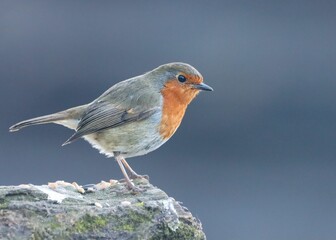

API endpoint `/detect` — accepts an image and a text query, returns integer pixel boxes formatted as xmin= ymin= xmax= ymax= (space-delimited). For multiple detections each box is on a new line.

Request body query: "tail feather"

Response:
xmin=9 ymin=113 xmax=65 ymax=132
xmin=9 ymin=104 xmax=87 ymax=132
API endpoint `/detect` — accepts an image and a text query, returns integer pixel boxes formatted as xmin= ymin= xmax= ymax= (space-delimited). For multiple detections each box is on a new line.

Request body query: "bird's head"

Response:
xmin=149 ymin=62 xmax=213 ymax=106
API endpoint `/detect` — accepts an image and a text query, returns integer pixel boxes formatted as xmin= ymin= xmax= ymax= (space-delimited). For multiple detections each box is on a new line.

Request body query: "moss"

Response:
xmin=113 ymin=208 xmax=153 ymax=232
xmin=73 ymin=214 xmax=108 ymax=233
xmin=0 ymin=198 xmax=8 ymax=209
xmin=150 ymin=220 xmax=206 ymax=240
xmin=30 ymin=216 xmax=70 ymax=240
xmin=135 ymin=201 xmax=145 ymax=207
xmin=49 ymin=221 xmax=62 ymax=230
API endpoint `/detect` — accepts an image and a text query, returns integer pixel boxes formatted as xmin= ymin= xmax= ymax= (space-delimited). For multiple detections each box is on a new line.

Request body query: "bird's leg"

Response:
xmin=114 ymin=152 xmax=139 ymax=191
xmin=121 ymin=158 xmax=149 ymax=180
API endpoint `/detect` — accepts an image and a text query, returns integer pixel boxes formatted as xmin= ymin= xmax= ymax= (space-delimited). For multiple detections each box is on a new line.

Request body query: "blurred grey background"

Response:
xmin=1 ymin=1 xmax=336 ymax=239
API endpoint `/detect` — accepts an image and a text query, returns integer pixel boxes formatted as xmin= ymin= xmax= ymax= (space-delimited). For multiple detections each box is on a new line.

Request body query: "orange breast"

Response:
xmin=159 ymin=80 xmax=199 ymax=140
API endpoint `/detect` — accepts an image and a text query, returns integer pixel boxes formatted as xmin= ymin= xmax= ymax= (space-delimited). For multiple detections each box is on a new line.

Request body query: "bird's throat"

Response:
xmin=159 ymin=82 xmax=198 ymax=140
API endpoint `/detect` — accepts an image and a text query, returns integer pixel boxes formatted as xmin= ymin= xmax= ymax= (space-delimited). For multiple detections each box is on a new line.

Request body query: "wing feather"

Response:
xmin=62 ymin=100 xmax=159 ymax=145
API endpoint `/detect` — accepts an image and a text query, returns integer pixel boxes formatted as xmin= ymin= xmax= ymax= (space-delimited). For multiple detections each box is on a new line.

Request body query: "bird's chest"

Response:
xmin=159 ymin=93 xmax=187 ymax=140
xmin=159 ymin=108 xmax=185 ymax=140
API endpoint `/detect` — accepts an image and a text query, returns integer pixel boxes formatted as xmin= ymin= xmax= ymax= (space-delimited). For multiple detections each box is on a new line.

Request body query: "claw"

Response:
xmin=129 ymin=173 xmax=149 ymax=180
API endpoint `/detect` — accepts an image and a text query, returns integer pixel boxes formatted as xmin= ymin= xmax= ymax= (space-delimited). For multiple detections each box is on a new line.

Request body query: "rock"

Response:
xmin=0 ymin=178 xmax=206 ymax=240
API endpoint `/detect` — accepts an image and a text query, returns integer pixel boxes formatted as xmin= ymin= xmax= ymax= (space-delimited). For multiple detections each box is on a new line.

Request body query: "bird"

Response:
xmin=9 ymin=62 xmax=213 ymax=190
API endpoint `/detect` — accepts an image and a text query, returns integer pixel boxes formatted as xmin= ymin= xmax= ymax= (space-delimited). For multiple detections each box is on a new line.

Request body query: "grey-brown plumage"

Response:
xmin=9 ymin=62 xmax=213 ymax=190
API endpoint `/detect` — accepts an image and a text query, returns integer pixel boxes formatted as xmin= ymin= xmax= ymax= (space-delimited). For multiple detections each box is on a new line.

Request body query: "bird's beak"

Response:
xmin=192 ymin=82 xmax=214 ymax=91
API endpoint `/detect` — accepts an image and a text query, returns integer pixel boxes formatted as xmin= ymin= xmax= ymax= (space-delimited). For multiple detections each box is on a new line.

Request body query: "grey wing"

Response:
xmin=62 ymin=101 xmax=159 ymax=145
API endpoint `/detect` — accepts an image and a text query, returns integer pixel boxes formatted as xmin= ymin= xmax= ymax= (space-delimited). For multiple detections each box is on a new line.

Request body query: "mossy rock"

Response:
xmin=0 ymin=179 xmax=206 ymax=239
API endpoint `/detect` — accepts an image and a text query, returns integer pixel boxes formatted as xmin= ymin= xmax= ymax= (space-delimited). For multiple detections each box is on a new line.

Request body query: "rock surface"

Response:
xmin=0 ymin=179 xmax=205 ymax=240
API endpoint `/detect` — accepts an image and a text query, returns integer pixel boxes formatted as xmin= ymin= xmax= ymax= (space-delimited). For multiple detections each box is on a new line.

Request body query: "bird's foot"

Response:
xmin=124 ymin=180 xmax=144 ymax=193
xmin=129 ymin=172 xmax=149 ymax=180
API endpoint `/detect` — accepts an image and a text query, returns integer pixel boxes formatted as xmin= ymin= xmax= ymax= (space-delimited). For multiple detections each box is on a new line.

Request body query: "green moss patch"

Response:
xmin=150 ymin=219 xmax=206 ymax=240
xmin=113 ymin=208 xmax=153 ymax=232
xmin=73 ymin=214 xmax=108 ymax=233
xmin=0 ymin=198 xmax=8 ymax=209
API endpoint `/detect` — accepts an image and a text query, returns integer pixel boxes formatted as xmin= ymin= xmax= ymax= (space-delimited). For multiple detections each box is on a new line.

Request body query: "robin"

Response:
xmin=9 ymin=62 xmax=213 ymax=190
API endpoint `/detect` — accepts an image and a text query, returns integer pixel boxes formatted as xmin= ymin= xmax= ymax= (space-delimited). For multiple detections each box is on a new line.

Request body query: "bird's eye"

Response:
xmin=177 ymin=75 xmax=186 ymax=83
